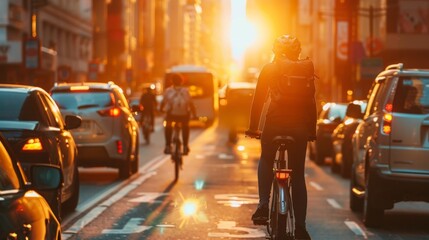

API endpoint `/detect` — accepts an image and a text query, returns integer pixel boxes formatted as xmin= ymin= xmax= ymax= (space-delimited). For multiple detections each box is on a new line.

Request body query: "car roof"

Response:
xmin=0 ymin=84 xmax=45 ymax=93
xmin=377 ymin=63 xmax=429 ymax=80
xmin=51 ymin=81 xmax=121 ymax=91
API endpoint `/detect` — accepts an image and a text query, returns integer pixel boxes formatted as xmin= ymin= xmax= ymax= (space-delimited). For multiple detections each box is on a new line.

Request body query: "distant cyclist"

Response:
xmin=245 ymin=34 xmax=317 ymax=240
xmin=139 ymin=86 xmax=157 ymax=132
xmin=160 ymin=73 xmax=196 ymax=155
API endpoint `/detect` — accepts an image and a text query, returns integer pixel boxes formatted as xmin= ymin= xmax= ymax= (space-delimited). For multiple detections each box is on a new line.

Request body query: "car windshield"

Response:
xmin=392 ymin=77 xmax=429 ymax=114
xmin=51 ymin=91 xmax=113 ymax=110
xmin=0 ymin=92 xmax=41 ymax=121
xmin=326 ymin=104 xmax=347 ymax=121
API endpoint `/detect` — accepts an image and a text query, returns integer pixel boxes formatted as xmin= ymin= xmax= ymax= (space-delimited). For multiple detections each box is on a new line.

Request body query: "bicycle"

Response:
xmin=266 ymin=135 xmax=296 ymax=240
xmin=246 ymin=131 xmax=296 ymax=239
xmin=171 ymin=120 xmax=183 ymax=181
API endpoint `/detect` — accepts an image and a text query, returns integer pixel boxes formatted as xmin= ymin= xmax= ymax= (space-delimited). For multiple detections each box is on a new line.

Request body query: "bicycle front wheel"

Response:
xmin=173 ymin=140 xmax=182 ymax=181
xmin=269 ymin=182 xmax=294 ymax=240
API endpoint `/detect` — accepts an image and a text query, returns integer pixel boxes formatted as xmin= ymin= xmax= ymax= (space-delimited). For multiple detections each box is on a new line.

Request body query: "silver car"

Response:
xmin=50 ymin=82 xmax=140 ymax=179
xmin=350 ymin=63 xmax=429 ymax=227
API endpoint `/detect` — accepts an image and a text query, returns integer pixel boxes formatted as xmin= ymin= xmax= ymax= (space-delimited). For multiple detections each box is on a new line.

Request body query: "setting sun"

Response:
xmin=230 ymin=0 xmax=259 ymax=61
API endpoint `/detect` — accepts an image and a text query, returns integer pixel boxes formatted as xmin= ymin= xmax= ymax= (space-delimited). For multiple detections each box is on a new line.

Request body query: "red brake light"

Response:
xmin=116 ymin=140 xmax=123 ymax=154
xmin=385 ymin=103 xmax=393 ymax=112
xmin=97 ymin=107 xmax=121 ymax=117
xmin=275 ymin=170 xmax=290 ymax=180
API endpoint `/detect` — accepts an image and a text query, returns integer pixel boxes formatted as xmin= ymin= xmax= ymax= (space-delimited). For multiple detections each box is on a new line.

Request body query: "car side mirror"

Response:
xmin=65 ymin=115 xmax=82 ymax=130
xmin=346 ymin=103 xmax=363 ymax=119
xmin=30 ymin=165 xmax=62 ymax=190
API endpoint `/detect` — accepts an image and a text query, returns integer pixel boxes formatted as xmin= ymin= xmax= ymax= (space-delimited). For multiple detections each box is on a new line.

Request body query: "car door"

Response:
xmin=354 ymin=81 xmax=384 ymax=186
xmin=38 ymin=91 xmax=76 ymax=194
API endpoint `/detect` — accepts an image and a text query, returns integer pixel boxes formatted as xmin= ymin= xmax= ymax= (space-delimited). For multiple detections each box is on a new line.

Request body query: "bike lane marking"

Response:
xmin=344 ymin=220 xmax=368 ymax=239
xmin=326 ymin=198 xmax=342 ymax=209
xmin=309 ymin=181 xmax=324 ymax=191
xmin=208 ymin=221 xmax=266 ymax=238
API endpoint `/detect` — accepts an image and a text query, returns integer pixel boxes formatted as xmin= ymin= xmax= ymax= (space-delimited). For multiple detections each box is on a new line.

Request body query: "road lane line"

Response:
xmin=62 ymin=124 xmax=214 ymax=237
xmin=309 ymin=181 xmax=323 ymax=191
xmin=344 ymin=220 xmax=368 ymax=239
xmin=326 ymin=198 xmax=342 ymax=209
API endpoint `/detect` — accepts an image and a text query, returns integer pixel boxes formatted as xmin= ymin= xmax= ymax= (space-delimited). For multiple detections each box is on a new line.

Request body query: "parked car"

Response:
xmin=219 ymin=81 xmax=256 ymax=143
xmin=331 ymin=100 xmax=366 ymax=177
xmin=50 ymin=81 xmax=140 ymax=179
xmin=350 ymin=63 xmax=429 ymax=227
xmin=308 ymin=102 xmax=348 ymax=165
xmin=0 ymin=84 xmax=81 ymax=219
xmin=0 ymin=133 xmax=62 ymax=239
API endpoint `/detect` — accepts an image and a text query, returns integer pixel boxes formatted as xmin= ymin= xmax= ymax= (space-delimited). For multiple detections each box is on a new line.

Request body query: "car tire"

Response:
xmin=331 ymin=154 xmax=340 ymax=173
xmin=340 ymin=142 xmax=352 ymax=178
xmin=228 ymin=128 xmax=238 ymax=143
xmin=315 ymin=142 xmax=325 ymax=165
xmin=349 ymin=166 xmax=364 ymax=212
xmin=132 ymin=138 xmax=139 ymax=174
xmin=63 ymin=164 xmax=80 ymax=213
xmin=363 ymin=169 xmax=384 ymax=227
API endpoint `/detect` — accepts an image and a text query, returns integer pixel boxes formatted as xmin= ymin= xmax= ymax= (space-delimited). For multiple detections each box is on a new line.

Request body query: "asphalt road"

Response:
xmin=61 ymin=119 xmax=429 ymax=240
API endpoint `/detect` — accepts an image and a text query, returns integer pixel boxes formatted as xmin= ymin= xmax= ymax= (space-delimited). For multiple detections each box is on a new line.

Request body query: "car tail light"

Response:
xmin=97 ymin=107 xmax=121 ymax=117
xmin=116 ymin=140 xmax=123 ymax=154
xmin=382 ymin=104 xmax=393 ymax=135
xmin=22 ymin=138 xmax=43 ymax=151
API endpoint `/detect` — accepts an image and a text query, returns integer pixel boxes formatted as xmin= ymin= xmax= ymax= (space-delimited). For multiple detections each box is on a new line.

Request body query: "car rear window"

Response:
xmin=393 ymin=77 xmax=429 ymax=114
xmin=51 ymin=91 xmax=113 ymax=110
xmin=0 ymin=92 xmax=41 ymax=121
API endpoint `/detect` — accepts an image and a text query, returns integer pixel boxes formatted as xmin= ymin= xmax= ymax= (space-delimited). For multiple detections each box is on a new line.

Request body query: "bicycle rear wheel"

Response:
xmin=268 ymin=182 xmax=294 ymax=240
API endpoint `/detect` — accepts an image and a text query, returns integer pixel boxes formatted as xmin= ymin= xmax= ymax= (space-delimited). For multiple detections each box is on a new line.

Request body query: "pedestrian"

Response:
xmin=245 ymin=34 xmax=317 ymax=240
xmin=160 ymin=73 xmax=196 ymax=155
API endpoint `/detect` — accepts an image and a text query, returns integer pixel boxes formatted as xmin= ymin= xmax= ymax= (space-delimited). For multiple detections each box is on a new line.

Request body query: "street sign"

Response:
xmin=24 ymin=38 xmax=41 ymax=70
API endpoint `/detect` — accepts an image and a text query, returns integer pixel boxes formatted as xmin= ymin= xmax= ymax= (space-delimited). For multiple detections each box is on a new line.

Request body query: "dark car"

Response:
xmin=308 ymin=102 xmax=348 ymax=165
xmin=50 ymin=82 xmax=139 ymax=179
xmin=219 ymin=81 xmax=256 ymax=143
xmin=331 ymin=101 xmax=366 ymax=177
xmin=0 ymin=133 xmax=62 ymax=239
xmin=0 ymin=84 xmax=81 ymax=219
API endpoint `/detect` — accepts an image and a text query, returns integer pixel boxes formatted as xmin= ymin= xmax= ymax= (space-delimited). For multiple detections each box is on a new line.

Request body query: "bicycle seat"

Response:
xmin=272 ymin=136 xmax=295 ymax=145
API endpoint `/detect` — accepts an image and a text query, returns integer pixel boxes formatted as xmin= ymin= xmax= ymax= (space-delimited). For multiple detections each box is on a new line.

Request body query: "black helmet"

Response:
xmin=273 ymin=35 xmax=301 ymax=58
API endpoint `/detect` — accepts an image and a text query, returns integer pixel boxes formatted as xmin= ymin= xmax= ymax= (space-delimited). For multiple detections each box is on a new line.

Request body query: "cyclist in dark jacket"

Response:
xmin=139 ymin=86 xmax=157 ymax=132
xmin=245 ymin=35 xmax=316 ymax=240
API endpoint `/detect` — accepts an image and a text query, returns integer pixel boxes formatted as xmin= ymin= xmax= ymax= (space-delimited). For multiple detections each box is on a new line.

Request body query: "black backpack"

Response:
xmin=270 ymin=58 xmax=315 ymax=104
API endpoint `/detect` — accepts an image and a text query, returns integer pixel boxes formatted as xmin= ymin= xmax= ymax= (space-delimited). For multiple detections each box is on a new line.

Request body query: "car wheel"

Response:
xmin=363 ymin=169 xmax=384 ymax=227
xmin=331 ymin=153 xmax=340 ymax=173
xmin=63 ymin=164 xmax=80 ymax=213
xmin=132 ymin=138 xmax=139 ymax=174
xmin=119 ymin=140 xmax=135 ymax=179
xmin=340 ymin=142 xmax=352 ymax=178
xmin=349 ymin=166 xmax=363 ymax=212
xmin=315 ymin=142 xmax=325 ymax=165
xmin=228 ymin=128 xmax=238 ymax=143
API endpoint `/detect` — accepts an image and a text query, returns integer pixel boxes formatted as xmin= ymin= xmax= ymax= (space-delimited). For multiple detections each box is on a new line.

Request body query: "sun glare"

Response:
xmin=230 ymin=0 xmax=258 ymax=61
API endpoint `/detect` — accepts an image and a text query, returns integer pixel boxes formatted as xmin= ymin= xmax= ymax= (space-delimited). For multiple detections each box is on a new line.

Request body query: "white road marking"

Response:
xmin=215 ymin=194 xmax=259 ymax=206
xmin=208 ymin=221 xmax=266 ymax=238
xmin=344 ymin=220 xmax=368 ymax=239
xmin=326 ymin=198 xmax=342 ymax=209
xmin=309 ymin=181 xmax=323 ymax=191
xmin=218 ymin=153 xmax=234 ymax=159
xmin=128 ymin=192 xmax=169 ymax=203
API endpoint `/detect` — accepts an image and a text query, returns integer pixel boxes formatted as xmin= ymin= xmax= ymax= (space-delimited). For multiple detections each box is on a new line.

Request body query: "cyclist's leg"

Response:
xmin=181 ymin=115 xmax=190 ymax=154
xmin=252 ymin=128 xmax=276 ymax=223
xmin=287 ymin=133 xmax=311 ymax=238
xmin=149 ymin=110 xmax=155 ymax=131
xmin=164 ymin=115 xmax=173 ymax=154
